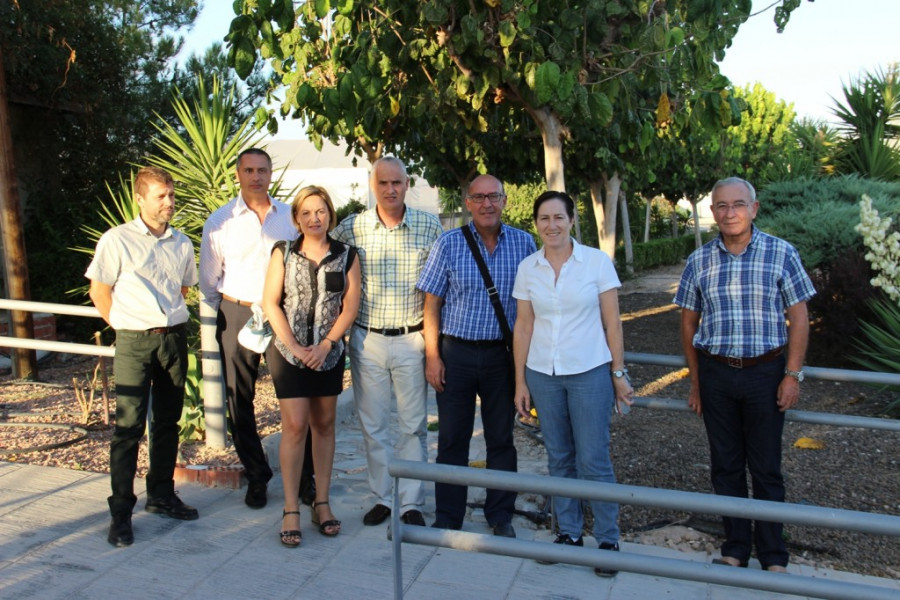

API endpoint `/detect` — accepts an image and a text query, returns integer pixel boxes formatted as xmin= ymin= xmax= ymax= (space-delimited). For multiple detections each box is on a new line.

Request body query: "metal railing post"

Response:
xmin=199 ymin=299 xmax=227 ymax=449
xmin=391 ymin=475 xmax=403 ymax=600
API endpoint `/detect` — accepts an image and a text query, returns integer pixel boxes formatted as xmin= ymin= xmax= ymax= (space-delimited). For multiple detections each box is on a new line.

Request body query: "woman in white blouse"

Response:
xmin=512 ymin=191 xmax=633 ymax=577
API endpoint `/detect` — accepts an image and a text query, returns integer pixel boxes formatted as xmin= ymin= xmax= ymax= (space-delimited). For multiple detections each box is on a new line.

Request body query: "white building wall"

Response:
xmin=265 ymin=139 xmax=441 ymax=215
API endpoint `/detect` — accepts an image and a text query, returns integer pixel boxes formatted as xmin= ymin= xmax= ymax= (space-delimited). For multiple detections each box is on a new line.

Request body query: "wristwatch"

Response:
xmin=612 ymin=368 xmax=629 ymax=379
xmin=784 ymin=369 xmax=804 ymax=382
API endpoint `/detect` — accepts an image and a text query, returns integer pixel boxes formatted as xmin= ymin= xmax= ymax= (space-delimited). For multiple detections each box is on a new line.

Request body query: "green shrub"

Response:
xmin=757 ymin=175 xmax=900 ymax=215
xmin=756 ymin=175 xmax=900 ymax=367
xmin=615 ymin=233 xmax=710 ymax=272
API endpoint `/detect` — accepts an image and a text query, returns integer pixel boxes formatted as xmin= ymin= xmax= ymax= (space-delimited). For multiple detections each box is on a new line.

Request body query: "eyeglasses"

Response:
xmin=713 ymin=201 xmax=752 ymax=214
xmin=467 ymin=193 xmax=505 ymax=204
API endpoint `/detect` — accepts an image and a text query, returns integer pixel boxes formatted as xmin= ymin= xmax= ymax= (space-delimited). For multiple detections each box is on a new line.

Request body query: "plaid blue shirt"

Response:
xmin=673 ymin=226 xmax=816 ymax=357
xmin=332 ymin=205 xmax=442 ymax=329
xmin=417 ymin=222 xmax=537 ymax=340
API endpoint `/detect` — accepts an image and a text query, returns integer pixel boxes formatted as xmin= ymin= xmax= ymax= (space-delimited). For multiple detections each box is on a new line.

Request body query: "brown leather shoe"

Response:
xmin=363 ymin=503 xmax=391 ymax=526
xmin=401 ymin=509 xmax=425 ymax=526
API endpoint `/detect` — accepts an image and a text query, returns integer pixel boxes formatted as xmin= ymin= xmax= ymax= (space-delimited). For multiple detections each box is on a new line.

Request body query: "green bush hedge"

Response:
xmin=615 ymin=233 xmax=712 ymax=272
xmin=756 ymin=175 xmax=900 ymax=366
xmin=757 ymin=175 xmax=900 ymax=270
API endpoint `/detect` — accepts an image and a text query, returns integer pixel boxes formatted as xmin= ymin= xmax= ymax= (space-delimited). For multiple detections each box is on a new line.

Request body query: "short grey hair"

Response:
xmin=711 ymin=177 xmax=756 ymax=202
xmin=370 ymin=156 xmax=408 ymax=183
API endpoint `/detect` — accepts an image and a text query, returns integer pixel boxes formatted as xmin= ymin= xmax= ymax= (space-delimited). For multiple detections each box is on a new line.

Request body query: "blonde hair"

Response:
xmin=291 ymin=185 xmax=337 ymax=232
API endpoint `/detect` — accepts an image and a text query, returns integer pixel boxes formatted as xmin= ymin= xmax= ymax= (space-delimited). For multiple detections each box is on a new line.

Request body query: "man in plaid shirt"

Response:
xmin=674 ymin=176 xmax=815 ymax=573
xmin=332 ymin=156 xmax=442 ymax=527
xmin=417 ymin=174 xmax=536 ymax=537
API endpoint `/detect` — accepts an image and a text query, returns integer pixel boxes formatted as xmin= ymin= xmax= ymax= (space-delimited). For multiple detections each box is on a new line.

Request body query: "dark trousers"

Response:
xmin=699 ymin=353 xmax=789 ymax=568
xmin=434 ymin=338 xmax=517 ymax=527
xmin=216 ymin=300 xmax=273 ymax=485
xmin=109 ymin=328 xmax=187 ymax=515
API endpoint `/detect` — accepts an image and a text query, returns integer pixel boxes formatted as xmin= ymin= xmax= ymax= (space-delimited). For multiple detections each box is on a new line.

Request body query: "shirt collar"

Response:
xmin=130 ymin=216 xmax=172 ymax=239
xmin=235 ymin=193 xmax=276 ymax=216
xmin=369 ymin=205 xmax=408 ymax=230
xmin=535 ymin=237 xmax=580 ymax=265
xmin=715 ymin=225 xmax=760 ymax=255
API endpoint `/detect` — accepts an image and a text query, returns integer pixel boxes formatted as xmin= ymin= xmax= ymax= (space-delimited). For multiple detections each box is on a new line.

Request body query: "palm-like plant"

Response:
xmin=852 ymin=297 xmax=900 ymax=417
xmin=146 ymin=76 xmax=267 ymax=252
xmin=70 ymin=77 xmax=267 ymax=294
xmin=832 ymin=65 xmax=900 ymax=181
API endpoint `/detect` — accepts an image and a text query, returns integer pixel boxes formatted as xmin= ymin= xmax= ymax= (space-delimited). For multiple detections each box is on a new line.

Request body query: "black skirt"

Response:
xmin=267 ymin=345 xmax=345 ymax=398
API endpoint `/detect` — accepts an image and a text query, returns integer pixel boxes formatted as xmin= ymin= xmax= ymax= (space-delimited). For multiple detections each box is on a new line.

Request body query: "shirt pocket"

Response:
xmin=324 ymin=271 xmax=345 ymax=293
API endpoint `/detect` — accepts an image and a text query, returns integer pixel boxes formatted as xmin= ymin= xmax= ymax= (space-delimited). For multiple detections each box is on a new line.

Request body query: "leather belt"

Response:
xmin=701 ymin=346 xmax=784 ymax=369
xmin=119 ymin=323 xmax=186 ymax=335
xmin=222 ymin=294 xmax=254 ymax=307
xmin=357 ymin=322 xmax=423 ymax=336
xmin=443 ymin=334 xmax=506 ymax=348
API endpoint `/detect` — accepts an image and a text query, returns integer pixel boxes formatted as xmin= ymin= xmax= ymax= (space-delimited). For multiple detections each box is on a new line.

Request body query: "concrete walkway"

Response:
xmin=2 ymin=385 xmax=898 ymax=599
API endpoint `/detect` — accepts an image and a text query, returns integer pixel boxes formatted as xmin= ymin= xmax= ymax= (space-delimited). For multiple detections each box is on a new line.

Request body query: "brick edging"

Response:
xmin=174 ymin=463 xmax=245 ymax=489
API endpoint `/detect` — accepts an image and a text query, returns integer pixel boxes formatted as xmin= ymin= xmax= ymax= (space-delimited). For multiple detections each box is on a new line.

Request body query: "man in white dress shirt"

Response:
xmin=86 ymin=166 xmax=199 ymax=547
xmin=199 ymin=148 xmax=297 ymax=508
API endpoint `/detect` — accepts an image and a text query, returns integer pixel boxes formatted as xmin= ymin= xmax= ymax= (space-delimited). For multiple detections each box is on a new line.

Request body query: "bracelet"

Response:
xmin=324 ymin=337 xmax=336 ymax=349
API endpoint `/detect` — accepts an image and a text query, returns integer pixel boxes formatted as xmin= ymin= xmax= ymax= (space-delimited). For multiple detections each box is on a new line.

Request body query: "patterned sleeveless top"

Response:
xmin=273 ymin=236 xmax=356 ymax=370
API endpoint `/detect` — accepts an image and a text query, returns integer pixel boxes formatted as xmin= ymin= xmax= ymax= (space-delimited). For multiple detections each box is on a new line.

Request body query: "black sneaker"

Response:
xmin=595 ymin=541 xmax=620 ymax=577
xmin=145 ymin=493 xmax=199 ymax=521
xmin=537 ymin=533 xmax=583 ymax=564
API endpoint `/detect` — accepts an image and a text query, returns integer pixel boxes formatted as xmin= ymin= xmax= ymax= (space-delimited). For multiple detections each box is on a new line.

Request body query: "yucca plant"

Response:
xmin=832 ymin=65 xmax=900 ymax=181
xmin=851 ymin=297 xmax=900 ymax=417
xmin=70 ymin=76 xmax=289 ymax=441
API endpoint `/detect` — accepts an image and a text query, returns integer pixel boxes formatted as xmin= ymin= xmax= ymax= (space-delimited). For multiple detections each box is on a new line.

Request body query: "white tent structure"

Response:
xmin=266 ymin=139 xmax=441 ymax=216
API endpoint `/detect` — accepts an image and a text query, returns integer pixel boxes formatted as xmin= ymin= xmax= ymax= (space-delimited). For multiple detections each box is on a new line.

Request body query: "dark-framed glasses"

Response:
xmin=467 ymin=193 xmax=505 ymax=204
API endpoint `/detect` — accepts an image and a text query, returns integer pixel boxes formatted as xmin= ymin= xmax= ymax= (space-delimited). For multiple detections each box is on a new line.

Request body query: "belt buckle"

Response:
xmin=727 ymin=356 xmax=743 ymax=369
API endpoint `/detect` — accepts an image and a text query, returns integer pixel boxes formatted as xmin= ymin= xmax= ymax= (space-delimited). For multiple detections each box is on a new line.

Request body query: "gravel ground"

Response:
xmin=1 ymin=268 xmax=898 ymax=577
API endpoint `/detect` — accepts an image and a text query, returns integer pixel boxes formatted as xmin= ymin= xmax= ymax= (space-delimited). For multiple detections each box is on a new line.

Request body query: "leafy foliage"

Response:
xmin=3 ymin=1 xmax=270 ymax=314
xmin=757 ymin=176 xmax=900 ymax=367
xmin=852 ymin=298 xmax=900 ymax=417
xmin=614 ymin=234 xmax=711 ymax=273
xmin=179 ymin=352 xmax=205 ymax=441
xmin=226 ymin=1 xmax=810 ymax=254
xmin=831 ymin=65 xmax=900 ymax=181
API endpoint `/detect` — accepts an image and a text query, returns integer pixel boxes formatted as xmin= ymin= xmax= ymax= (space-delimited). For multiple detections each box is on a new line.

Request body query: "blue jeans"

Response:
xmin=698 ymin=353 xmax=788 ymax=568
xmin=526 ymin=364 xmax=619 ymax=544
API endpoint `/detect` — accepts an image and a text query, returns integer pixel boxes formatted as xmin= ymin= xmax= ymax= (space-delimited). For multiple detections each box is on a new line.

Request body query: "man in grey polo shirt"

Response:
xmin=86 ymin=166 xmax=199 ymax=547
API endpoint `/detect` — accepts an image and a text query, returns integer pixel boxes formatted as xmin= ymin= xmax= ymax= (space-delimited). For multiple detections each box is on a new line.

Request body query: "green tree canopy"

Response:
xmin=227 ymin=0 xmax=812 ymax=254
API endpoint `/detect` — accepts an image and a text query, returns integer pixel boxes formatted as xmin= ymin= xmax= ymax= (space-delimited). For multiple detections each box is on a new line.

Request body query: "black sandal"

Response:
xmin=311 ymin=500 xmax=341 ymax=537
xmin=280 ymin=510 xmax=302 ymax=547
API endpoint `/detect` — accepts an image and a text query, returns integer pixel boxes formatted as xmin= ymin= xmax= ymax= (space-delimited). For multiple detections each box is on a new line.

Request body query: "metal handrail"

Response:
xmin=389 ymin=460 xmax=900 ymax=600
xmin=633 ymin=396 xmax=900 ymax=432
xmin=626 ymin=351 xmax=900 ymax=387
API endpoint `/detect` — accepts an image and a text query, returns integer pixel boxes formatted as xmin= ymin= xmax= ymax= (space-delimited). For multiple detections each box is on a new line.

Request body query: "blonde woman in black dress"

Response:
xmin=262 ymin=186 xmax=361 ymax=547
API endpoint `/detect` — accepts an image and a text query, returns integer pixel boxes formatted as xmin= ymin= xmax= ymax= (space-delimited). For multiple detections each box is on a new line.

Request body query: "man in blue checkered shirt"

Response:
xmin=674 ymin=176 xmax=816 ymax=573
xmin=417 ymin=174 xmax=537 ymax=537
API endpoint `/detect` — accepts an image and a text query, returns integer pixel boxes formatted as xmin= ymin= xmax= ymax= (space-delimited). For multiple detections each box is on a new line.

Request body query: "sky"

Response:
xmin=179 ymin=0 xmax=899 ymax=139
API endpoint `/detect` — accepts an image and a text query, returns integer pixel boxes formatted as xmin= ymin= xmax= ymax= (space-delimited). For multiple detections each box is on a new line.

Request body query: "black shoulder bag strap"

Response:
xmin=460 ymin=225 xmax=513 ymax=349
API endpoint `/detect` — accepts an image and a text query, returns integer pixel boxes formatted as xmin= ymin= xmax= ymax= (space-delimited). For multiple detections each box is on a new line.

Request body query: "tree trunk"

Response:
xmin=619 ymin=190 xmax=633 ymax=275
xmin=530 ymin=106 xmax=566 ymax=192
xmin=643 ymin=196 xmax=651 ymax=243
xmin=691 ymin=199 xmax=702 ymax=248
xmin=0 ymin=49 xmax=37 ymax=380
xmin=590 ymin=172 xmax=621 ymax=258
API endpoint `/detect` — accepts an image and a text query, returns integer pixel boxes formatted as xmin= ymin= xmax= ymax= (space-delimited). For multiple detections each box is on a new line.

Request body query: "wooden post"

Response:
xmin=94 ymin=331 xmax=110 ymax=425
xmin=0 ymin=48 xmax=37 ymax=380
